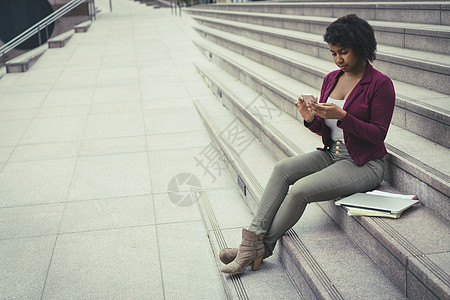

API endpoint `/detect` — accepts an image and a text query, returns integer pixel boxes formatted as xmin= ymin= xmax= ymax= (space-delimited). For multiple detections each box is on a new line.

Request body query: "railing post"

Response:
xmin=38 ymin=25 xmax=42 ymax=46
xmin=94 ymin=0 xmax=96 ymax=20
xmin=90 ymin=1 xmax=93 ymax=21
xmin=88 ymin=0 xmax=92 ymax=21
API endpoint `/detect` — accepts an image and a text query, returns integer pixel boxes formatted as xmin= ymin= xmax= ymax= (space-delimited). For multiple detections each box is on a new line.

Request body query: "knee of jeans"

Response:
xmin=288 ymin=186 xmax=310 ymax=206
xmin=273 ymin=158 xmax=290 ymax=176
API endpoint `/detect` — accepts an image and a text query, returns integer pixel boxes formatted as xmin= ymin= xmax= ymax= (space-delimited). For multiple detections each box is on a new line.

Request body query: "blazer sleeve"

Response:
xmin=338 ymin=76 xmax=395 ymax=145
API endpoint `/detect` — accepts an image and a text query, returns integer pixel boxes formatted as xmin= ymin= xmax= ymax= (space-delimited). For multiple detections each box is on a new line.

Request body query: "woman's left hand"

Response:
xmin=307 ymin=102 xmax=347 ymax=121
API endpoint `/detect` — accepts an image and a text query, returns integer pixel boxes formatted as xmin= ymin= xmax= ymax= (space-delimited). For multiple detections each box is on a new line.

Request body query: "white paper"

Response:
xmin=366 ymin=190 xmax=417 ymax=199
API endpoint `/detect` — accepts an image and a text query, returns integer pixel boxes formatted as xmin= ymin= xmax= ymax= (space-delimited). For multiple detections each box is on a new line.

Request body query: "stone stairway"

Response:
xmin=132 ymin=0 xmax=172 ymax=8
xmin=185 ymin=1 xmax=450 ymax=299
xmin=2 ymin=21 xmax=92 ymax=75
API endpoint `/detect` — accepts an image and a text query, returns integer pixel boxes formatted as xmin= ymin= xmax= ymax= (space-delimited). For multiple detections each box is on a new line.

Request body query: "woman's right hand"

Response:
xmin=295 ymin=96 xmax=315 ymax=123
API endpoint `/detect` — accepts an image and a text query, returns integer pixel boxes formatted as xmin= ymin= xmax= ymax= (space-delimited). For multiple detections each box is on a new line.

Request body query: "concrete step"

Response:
xmin=191 ymin=16 xmax=450 ymax=94
xmin=47 ymin=30 xmax=75 ymax=48
xmin=196 ymin=185 xmax=305 ymax=299
xmin=270 ymin=0 xmax=445 ymax=3
xmin=194 ymin=96 xmax=407 ymax=300
xmin=193 ymin=38 xmax=450 ymax=221
xmin=186 ymin=7 xmax=450 ymax=56
xmin=192 ymin=25 xmax=450 ymax=148
xmin=155 ymin=0 xmax=171 ymax=8
xmin=3 ymin=20 xmax=87 ymax=75
xmin=191 ymin=2 xmax=449 ymax=26
xmin=74 ymin=20 xmax=92 ymax=33
xmin=134 ymin=0 xmax=171 ymax=8
xmin=5 ymin=44 xmax=48 ymax=73
xmin=193 ymin=60 xmax=450 ymax=299
xmin=191 ymin=15 xmax=450 ymax=101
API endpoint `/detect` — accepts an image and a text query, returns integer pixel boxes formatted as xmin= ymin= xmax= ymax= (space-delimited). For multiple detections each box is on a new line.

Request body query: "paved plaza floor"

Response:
xmin=0 ymin=1 xmax=244 ymax=298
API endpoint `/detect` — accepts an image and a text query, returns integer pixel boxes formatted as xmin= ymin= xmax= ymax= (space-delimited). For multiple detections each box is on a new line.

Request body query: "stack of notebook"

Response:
xmin=335 ymin=191 xmax=419 ymax=219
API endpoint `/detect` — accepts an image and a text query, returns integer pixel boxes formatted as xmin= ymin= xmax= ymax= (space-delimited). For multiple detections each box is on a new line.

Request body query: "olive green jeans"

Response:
xmin=248 ymin=141 xmax=385 ymax=256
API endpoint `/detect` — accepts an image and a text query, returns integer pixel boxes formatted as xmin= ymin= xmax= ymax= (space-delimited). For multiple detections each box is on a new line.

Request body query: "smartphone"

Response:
xmin=301 ymin=94 xmax=316 ymax=103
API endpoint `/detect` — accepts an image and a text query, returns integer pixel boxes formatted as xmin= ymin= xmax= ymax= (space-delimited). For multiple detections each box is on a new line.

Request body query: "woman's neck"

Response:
xmin=344 ymin=60 xmax=367 ymax=79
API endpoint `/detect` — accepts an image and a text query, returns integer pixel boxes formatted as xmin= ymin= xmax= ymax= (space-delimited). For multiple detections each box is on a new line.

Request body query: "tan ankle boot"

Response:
xmin=219 ymin=245 xmax=271 ymax=264
xmin=219 ymin=248 xmax=238 ymax=264
xmin=221 ymin=229 xmax=265 ymax=274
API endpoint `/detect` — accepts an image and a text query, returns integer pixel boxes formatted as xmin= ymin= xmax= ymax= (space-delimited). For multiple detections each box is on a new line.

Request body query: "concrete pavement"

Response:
xmin=0 ymin=1 xmax=241 ymax=298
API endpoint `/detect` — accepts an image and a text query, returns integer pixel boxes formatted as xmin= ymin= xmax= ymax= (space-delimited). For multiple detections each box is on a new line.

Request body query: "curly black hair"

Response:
xmin=323 ymin=14 xmax=377 ymax=62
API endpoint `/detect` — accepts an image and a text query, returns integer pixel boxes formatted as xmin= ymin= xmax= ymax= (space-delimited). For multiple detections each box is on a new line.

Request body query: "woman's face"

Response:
xmin=329 ymin=44 xmax=362 ymax=74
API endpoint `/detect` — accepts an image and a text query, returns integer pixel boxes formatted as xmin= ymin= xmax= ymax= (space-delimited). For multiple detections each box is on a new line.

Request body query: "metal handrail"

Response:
xmin=0 ymin=0 xmax=96 ymax=63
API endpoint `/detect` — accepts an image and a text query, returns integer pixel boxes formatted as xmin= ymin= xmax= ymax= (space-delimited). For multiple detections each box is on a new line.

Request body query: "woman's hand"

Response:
xmin=295 ymin=96 xmax=315 ymax=123
xmin=307 ymin=102 xmax=347 ymax=121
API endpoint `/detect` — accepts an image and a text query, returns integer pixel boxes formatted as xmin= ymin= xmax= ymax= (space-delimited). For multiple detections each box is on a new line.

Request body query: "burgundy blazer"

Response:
xmin=306 ymin=63 xmax=396 ymax=166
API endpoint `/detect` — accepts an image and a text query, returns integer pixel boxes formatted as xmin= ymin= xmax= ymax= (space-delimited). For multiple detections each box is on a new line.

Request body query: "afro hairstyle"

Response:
xmin=323 ymin=14 xmax=377 ymax=62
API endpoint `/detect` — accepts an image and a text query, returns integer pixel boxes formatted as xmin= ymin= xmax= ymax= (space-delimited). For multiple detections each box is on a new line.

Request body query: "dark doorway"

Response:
xmin=0 ymin=0 xmax=55 ymax=50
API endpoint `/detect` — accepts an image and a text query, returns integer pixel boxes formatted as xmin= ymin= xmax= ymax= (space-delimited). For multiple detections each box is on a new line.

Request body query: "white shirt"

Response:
xmin=324 ymin=97 xmax=346 ymax=141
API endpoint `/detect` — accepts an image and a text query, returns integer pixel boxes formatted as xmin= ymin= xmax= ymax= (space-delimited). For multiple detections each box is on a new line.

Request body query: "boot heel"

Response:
xmin=251 ymin=255 xmax=263 ymax=271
